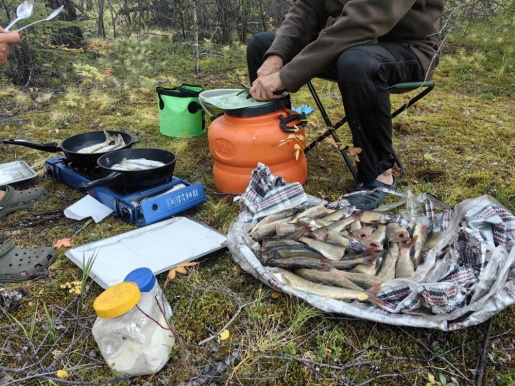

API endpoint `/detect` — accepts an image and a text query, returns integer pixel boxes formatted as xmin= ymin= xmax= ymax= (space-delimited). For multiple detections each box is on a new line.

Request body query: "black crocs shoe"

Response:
xmin=347 ymin=177 xmax=397 ymax=210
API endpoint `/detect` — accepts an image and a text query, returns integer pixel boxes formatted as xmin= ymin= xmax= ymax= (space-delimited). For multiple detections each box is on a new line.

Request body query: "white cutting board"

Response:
xmin=65 ymin=217 xmax=227 ymax=289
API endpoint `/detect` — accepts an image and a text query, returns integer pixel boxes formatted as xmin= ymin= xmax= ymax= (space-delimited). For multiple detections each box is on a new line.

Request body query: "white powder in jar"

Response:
xmin=104 ymin=311 xmax=174 ymax=376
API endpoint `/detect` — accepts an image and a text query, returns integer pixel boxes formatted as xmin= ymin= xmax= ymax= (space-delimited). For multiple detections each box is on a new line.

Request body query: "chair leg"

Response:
xmin=391 ymin=148 xmax=406 ymax=175
xmin=328 ymin=129 xmax=359 ymax=181
xmin=304 ymin=80 xmax=432 ymax=181
xmin=305 ymin=82 xmax=359 ymax=180
xmin=390 ymin=81 xmax=435 ymax=119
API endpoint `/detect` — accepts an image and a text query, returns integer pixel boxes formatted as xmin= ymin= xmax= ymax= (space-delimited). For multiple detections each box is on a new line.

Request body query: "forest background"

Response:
xmin=1 ymin=0 xmax=515 ymax=385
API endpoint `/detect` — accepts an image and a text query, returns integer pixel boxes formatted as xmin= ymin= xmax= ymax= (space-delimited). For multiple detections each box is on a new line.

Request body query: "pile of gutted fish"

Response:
xmin=77 ymin=131 xmax=127 ymax=154
xmin=249 ymin=204 xmax=443 ymax=307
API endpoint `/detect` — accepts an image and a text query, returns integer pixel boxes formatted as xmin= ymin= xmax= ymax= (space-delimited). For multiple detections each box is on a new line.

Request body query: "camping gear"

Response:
xmin=0 ymin=239 xmax=57 ymax=283
xmin=304 ymin=78 xmax=435 ymax=180
xmin=1 ymin=130 xmax=136 ymax=168
xmin=65 ymin=216 xmax=227 ymax=288
xmin=0 ymin=161 xmax=37 ymax=186
xmin=207 ymin=95 xmax=307 ymax=194
xmin=46 ymin=156 xmax=206 ymax=226
xmin=156 ymin=84 xmax=205 ymax=137
xmin=79 ymin=148 xmax=176 ymax=190
xmin=124 ymin=267 xmax=172 ymax=320
xmin=3 ymin=0 xmax=34 ymax=30
xmin=92 ymin=282 xmax=174 ymax=376
xmin=14 ymin=4 xmax=64 ymax=32
xmin=0 ymin=185 xmax=48 ymax=219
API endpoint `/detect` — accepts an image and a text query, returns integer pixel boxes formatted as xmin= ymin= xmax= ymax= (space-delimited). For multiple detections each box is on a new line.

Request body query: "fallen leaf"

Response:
xmin=175 ymin=266 xmax=188 ymax=274
xmin=271 ymin=291 xmax=282 ymax=299
xmin=218 ymin=329 xmax=230 ymax=341
xmin=54 ymin=238 xmax=73 ymax=249
xmin=347 ymin=147 xmax=362 ymax=156
xmin=167 ymin=262 xmax=199 ymax=281
xmin=56 ymin=370 xmax=69 ymax=379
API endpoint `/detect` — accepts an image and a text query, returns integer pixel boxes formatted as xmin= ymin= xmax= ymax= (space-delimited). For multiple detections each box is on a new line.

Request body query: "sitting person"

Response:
xmin=1 ymin=28 xmax=57 ymax=283
xmin=246 ymin=0 xmax=444 ymax=210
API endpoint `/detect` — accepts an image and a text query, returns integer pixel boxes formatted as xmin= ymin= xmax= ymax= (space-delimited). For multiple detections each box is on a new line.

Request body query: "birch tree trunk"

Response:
xmin=192 ymin=0 xmax=200 ymax=74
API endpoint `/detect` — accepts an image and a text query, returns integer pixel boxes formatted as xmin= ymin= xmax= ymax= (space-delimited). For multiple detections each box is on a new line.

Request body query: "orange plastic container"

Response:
xmin=208 ymin=104 xmax=307 ymax=194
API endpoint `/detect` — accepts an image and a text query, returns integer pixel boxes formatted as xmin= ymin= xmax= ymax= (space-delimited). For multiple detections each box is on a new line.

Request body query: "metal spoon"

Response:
xmin=4 ymin=0 xmax=35 ymax=31
xmin=15 ymin=5 xmax=64 ymax=32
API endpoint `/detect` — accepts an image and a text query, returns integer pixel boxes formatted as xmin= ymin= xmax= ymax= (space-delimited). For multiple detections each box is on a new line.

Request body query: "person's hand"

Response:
xmin=250 ymin=55 xmax=285 ymax=101
xmin=249 ymin=72 xmax=285 ymax=101
xmin=0 ymin=28 xmax=21 ymax=67
xmin=256 ymin=55 xmax=284 ymax=77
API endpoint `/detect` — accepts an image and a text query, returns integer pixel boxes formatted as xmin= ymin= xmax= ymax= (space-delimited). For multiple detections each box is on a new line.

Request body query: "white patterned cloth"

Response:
xmin=235 ymin=163 xmax=308 ymax=225
xmin=228 ymin=169 xmax=515 ymax=330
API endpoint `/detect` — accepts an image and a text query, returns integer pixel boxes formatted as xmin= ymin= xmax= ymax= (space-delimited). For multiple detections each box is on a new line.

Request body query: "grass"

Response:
xmin=1 ymin=19 xmax=515 ymax=385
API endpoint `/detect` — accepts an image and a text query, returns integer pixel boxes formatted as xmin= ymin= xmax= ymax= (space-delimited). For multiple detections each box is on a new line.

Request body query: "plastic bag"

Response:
xmin=227 ymin=170 xmax=515 ymax=330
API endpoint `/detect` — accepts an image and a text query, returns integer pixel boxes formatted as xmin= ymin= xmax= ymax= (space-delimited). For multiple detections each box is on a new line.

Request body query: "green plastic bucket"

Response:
xmin=157 ymin=84 xmax=205 ymax=138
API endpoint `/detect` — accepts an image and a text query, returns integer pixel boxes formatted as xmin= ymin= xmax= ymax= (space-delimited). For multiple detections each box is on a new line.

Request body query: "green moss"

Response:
xmin=1 ymin=16 xmax=515 ymax=385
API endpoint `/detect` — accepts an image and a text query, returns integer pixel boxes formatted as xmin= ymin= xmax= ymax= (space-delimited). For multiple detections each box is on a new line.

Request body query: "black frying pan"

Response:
xmin=1 ymin=130 xmax=136 ymax=167
xmin=78 ymin=148 xmax=177 ymax=191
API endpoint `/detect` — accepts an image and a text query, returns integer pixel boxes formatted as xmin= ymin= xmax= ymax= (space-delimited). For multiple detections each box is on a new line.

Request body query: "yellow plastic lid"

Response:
xmin=93 ymin=282 xmax=141 ymax=319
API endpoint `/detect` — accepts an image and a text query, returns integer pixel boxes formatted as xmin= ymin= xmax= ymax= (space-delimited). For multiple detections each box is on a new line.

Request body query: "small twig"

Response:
xmin=395 ymin=326 xmax=472 ymax=383
xmin=136 ymin=296 xmax=188 ymax=369
xmin=355 ymin=370 xmax=421 ymax=386
xmin=198 ymin=298 xmax=261 ymax=345
xmin=263 ymin=350 xmax=428 ymax=371
xmin=30 ymin=210 xmax=64 ymax=216
xmin=475 ymin=317 xmax=494 ymax=386
xmin=0 ymin=364 xmax=129 ymax=385
xmin=19 ymin=217 xmax=64 ymax=228
xmin=207 ymin=191 xmax=238 ymax=198
xmin=73 ymin=219 xmax=93 ymax=236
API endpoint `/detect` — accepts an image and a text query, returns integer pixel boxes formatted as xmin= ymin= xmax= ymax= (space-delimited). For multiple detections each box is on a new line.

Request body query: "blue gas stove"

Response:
xmin=45 ymin=156 xmax=206 ymax=226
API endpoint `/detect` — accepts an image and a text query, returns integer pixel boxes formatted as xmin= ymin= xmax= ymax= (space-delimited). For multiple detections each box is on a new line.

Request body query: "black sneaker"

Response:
xmin=347 ymin=177 xmax=397 ymax=210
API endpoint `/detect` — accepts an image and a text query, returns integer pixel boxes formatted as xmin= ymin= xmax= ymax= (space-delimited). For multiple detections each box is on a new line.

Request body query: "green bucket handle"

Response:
xmin=157 ymin=84 xmax=204 ymax=112
xmin=156 ymin=84 xmax=205 ymax=138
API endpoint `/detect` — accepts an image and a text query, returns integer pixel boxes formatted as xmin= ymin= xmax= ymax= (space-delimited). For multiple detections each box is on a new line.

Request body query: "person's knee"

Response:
xmin=337 ymin=48 xmax=378 ymax=84
xmin=247 ymin=32 xmax=274 ymax=56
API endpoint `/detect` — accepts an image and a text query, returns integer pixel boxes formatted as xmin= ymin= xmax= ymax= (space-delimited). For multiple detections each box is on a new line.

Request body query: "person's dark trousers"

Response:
xmin=246 ymin=32 xmax=424 ymax=184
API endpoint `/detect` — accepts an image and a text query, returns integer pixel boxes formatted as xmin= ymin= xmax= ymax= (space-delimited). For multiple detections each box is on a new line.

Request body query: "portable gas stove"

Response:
xmin=45 ymin=156 xmax=206 ymax=226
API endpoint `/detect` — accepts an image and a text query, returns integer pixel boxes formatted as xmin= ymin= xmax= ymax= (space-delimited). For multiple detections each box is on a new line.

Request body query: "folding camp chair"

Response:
xmin=303 ymin=79 xmax=435 ymax=180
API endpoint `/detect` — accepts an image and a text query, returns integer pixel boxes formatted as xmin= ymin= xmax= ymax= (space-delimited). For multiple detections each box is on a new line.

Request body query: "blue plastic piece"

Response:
xmin=291 ymin=104 xmax=314 ymax=115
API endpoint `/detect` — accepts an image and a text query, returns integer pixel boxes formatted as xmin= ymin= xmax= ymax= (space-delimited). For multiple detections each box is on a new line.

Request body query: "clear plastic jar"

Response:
xmin=92 ymin=282 xmax=174 ymax=376
xmin=124 ymin=267 xmax=173 ymax=320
